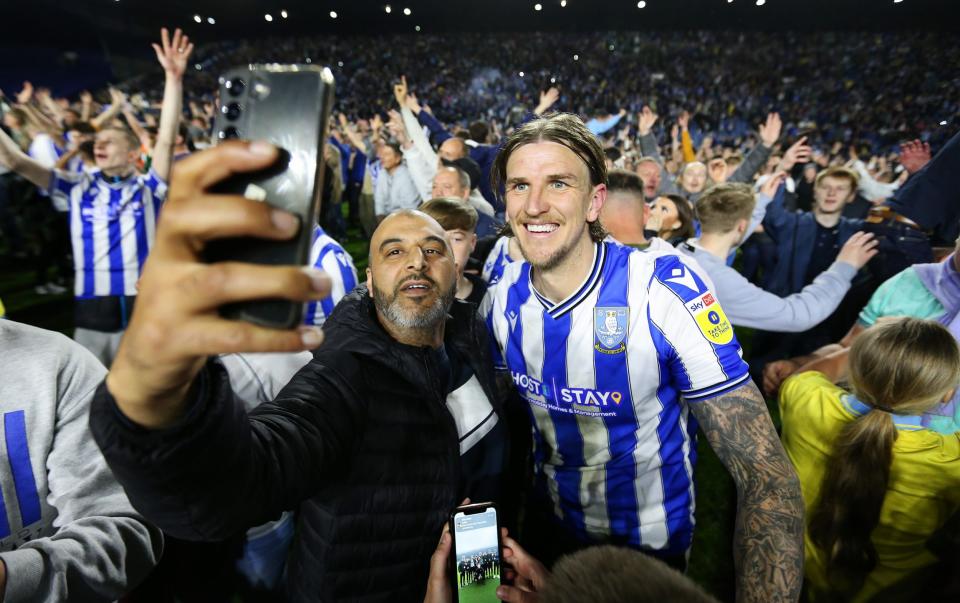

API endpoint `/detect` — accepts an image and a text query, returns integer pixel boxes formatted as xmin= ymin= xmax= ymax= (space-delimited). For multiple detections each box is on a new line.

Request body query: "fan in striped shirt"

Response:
xmin=0 ymin=27 xmax=192 ymax=366
xmin=304 ymin=225 xmax=358 ymax=326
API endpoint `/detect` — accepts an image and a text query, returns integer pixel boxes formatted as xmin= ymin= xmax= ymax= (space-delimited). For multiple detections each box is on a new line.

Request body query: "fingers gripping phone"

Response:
xmin=450 ymin=503 xmax=502 ymax=601
xmin=206 ymin=64 xmax=335 ymax=328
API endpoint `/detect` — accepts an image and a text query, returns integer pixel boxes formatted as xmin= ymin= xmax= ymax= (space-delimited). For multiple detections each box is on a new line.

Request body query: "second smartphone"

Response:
xmin=449 ymin=502 xmax=502 ymax=601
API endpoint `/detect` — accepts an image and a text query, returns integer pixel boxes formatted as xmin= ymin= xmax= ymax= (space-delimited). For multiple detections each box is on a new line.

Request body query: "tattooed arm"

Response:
xmin=690 ymin=381 xmax=804 ymax=603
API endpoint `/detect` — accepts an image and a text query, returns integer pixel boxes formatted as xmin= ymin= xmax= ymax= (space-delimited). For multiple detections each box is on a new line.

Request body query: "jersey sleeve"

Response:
xmin=142 ymin=168 xmax=169 ymax=205
xmin=647 ymin=254 xmax=750 ymax=402
xmin=317 ymin=245 xmax=358 ymax=308
xmin=48 ymin=169 xmax=88 ymax=209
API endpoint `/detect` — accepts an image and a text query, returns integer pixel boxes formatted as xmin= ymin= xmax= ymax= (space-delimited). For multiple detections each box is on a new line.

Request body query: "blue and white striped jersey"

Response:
xmin=304 ymin=226 xmax=358 ymax=326
xmin=482 ymin=240 xmax=749 ymax=555
xmin=481 ymin=236 xmax=517 ymax=285
xmin=49 ymin=169 xmax=167 ymax=298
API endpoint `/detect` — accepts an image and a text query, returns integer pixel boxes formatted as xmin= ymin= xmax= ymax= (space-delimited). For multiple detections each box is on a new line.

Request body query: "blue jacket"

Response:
xmin=762 ymin=186 xmax=863 ymax=296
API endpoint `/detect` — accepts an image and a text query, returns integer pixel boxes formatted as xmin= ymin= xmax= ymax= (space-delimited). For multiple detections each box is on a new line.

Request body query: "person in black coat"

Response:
xmin=88 ymin=143 xmax=509 ymax=602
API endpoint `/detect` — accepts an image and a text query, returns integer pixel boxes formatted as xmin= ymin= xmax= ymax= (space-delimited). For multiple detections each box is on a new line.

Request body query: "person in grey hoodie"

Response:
xmin=677 ymin=180 xmax=878 ymax=332
xmin=0 ymin=319 xmax=161 ymax=601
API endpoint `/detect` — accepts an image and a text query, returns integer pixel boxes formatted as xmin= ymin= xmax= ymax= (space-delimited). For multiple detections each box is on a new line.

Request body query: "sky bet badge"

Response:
xmin=687 ymin=292 xmax=734 ymax=345
xmin=594 ymin=307 xmax=628 ymax=354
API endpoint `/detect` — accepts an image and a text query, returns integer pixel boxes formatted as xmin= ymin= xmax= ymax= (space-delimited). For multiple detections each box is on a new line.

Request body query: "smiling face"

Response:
xmin=814 ymin=175 xmax=855 ymax=215
xmin=366 ymin=212 xmax=458 ymax=331
xmin=504 ymin=141 xmax=604 ymax=271
xmin=680 ymin=162 xmax=707 ymax=194
xmin=93 ymin=129 xmax=138 ymax=172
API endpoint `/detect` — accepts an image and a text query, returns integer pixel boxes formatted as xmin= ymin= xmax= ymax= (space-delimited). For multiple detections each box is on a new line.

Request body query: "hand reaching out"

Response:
xmin=638 ymin=105 xmax=658 ymax=136
xmin=758 ymin=112 xmax=782 ymax=148
xmin=152 ymin=27 xmax=194 ymax=80
xmin=898 ymin=138 xmax=932 ymax=175
xmin=835 ymin=231 xmax=879 ymax=270
xmin=109 ymin=88 xmax=128 ymax=108
xmin=708 ymin=158 xmax=728 ymax=184
xmin=760 ymin=171 xmax=787 ymax=199
xmin=498 ymin=529 xmax=550 ymax=602
xmin=80 ymin=90 xmax=93 ymax=105
xmin=677 ymin=110 xmax=690 ymax=131
xmin=778 ymin=136 xmax=812 ymax=172
xmin=763 ymin=359 xmax=800 ymax=398
xmin=534 ymin=87 xmax=560 ymax=115
xmin=16 ymin=81 xmax=33 ymax=105
xmin=405 ymin=92 xmax=422 ymax=114
xmin=393 ymin=75 xmax=409 ymax=107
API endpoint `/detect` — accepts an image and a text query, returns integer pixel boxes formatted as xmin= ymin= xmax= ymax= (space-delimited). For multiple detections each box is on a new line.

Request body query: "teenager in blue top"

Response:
xmin=481 ymin=113 xmax=803 ymax=601
xmin=0 ymin=28 xmax=191 ymax=365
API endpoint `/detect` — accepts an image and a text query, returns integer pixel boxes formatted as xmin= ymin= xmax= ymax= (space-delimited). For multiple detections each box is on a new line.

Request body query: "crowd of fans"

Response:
xmin=0 ymin=23 xmax=958 ymax=603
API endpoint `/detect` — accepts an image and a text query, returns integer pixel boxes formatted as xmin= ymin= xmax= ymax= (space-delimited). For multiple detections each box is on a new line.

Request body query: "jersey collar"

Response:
xmin=96 ymin=170 xmax=135 ymax=187
xmin=841 ymin=394 xmax=926 ymax=431
xmin=529 ymin=241 xmax=606 ymax=319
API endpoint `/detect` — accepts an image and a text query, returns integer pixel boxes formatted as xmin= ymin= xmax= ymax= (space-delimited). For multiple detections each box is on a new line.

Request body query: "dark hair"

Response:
xmin=808 ymin=318 xmax=960 ymax=597
xmin=542 ymin=546 xmax=718 ymax=603
xmin=607 ymin=168 xmax=645 ymax=198
xmin=70 ymin=121 xmax=96 ymax=135
xmin=492 ymin=112 xmax=608 ymax=242
xmin=468 ymin=120 xmax=490 ymax=143
xmin=658 ymin=194 xmax=696 ymax=241
xmin=382 ymin=141 xmax=403 ymax=157
xmin=603 ymin=146 xmax=622 ymax=162
xmin=419 ymin=197 xmax=478 ymax=232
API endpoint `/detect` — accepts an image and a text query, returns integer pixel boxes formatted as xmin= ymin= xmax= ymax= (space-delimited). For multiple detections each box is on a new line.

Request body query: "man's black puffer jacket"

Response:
xmin=90 ymin=286 xmax=504 ymax=602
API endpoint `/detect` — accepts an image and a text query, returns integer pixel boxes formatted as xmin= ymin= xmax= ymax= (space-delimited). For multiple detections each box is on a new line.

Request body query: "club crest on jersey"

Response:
xmin=594 ymin=307 xmax=628 ymax=354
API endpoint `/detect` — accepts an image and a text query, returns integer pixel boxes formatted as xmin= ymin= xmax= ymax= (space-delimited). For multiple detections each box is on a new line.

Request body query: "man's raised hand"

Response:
xmin=393 ymin=75 xmax=409 ymax=107
xmin=778 ymin=136 xmax=812 ymax=172
xmin=758 ymin=112 xmax=782 ymax=148
xmin=105 ymin=141 xmax=331 ymax=429
xmin=534 ymin=87 xmax=560 ymax=115
xmin=16 ymin=81 xmax=33 ymax=105
xmin=638 ymin=105 xmax=658 ymax=136
xmin=152 ymin=27 xmax=194 ymax=80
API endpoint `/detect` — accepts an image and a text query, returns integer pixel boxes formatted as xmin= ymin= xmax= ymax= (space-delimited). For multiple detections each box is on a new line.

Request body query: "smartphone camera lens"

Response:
xmin=219 ymin=127 xmax=240 ymax=140
xmin=223 ymin=103 xmax=242 ymax=121
xmin=225 ymin=78 xmax=245 ymax=96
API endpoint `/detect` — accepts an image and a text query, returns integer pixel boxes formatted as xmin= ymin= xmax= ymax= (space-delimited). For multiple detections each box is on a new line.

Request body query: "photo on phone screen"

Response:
xmin=451 ymin=504 xmax=501 ymax=602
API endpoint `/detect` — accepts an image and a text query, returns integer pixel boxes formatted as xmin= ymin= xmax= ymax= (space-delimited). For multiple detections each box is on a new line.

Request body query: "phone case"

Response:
xmin=206 ymin=64 xmax=335 ymax=328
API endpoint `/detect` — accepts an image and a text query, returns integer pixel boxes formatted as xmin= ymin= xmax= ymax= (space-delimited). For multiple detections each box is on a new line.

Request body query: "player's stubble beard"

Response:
xmin=371 ymin=273 xmax=457 ymax=330
xmin=515 ymin=219 xmax=590 ymax=272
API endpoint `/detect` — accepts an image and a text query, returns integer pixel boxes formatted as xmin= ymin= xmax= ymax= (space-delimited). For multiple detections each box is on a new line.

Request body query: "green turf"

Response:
xmin=455 ymin=577 xmax=501 ymax=603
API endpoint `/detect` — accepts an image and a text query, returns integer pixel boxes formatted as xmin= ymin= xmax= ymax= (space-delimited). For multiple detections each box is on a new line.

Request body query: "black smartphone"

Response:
xmin=205 ymin=64 xmax=335 ymax=328
xmin=449 ymin=502 xmax=502 ymax=601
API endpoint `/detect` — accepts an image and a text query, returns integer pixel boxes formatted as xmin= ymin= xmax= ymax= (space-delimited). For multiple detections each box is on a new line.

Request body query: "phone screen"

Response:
xmin=453 ymin=506 xmax=501 ymax=598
